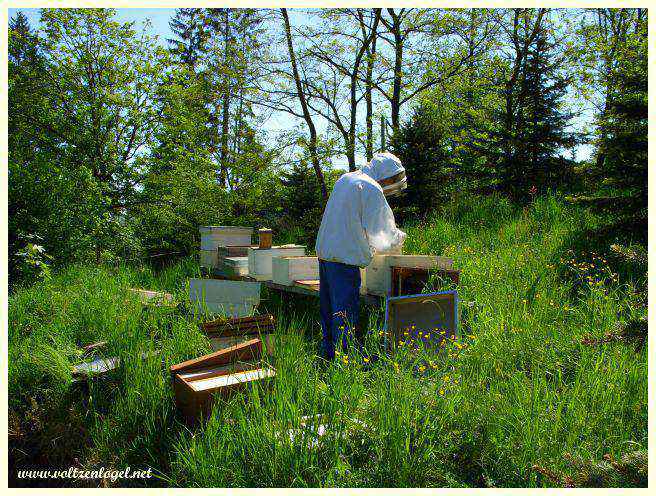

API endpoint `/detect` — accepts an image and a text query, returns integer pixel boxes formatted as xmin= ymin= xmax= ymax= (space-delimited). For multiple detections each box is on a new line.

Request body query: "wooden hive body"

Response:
xmin=170 ymin=338 xmax=274 ymax=424
xmin=247 ymin=245 xmax=306 ymax=280
xmin=189 ymin=278 xmax=261 ymax=317
xmin=272 ymin=256 xmax=319 ymax=286
xmin=365 ymin=254 xmax=454 ymax=296
xmin=202 ymin=314 xmax=278 ymax=354
xmin=199 ymin=226 xmax=253 ymax=251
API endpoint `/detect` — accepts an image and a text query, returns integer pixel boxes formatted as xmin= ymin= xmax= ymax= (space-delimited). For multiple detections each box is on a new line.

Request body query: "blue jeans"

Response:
xmin=319 ymin=260 xmax=361 ymax=360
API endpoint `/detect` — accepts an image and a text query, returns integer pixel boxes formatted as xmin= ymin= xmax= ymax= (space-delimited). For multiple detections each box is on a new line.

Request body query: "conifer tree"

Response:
xmin=168 ymin=8 xmax=209 ymax=69
xmin=391 ymin=103 xmax=451 ymax=221
xmin=510 ymin=28 xmax=577 ymax=197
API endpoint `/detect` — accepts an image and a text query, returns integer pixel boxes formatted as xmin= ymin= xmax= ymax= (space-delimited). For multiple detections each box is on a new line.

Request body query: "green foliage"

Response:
xmin=8 ymin=196 xmax=646 ymax=487
xmin=596 ymin=13 xmax=647 ymax=222
xmin=277 ymin=161 xmax=338 ymax=248
xmin=8 ymin=9 xmax=166 ymax=281
xmin=391 ymin=103 xmax=452 ymax=221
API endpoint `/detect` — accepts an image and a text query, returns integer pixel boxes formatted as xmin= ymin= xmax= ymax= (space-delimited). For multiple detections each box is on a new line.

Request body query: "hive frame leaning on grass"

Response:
xmin=383 ymin=290 xmax=459 ymax=351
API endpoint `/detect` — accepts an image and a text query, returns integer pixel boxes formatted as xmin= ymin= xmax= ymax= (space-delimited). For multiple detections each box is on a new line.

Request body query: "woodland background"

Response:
xmin=8 ymin=8 xmax=647 ymax=283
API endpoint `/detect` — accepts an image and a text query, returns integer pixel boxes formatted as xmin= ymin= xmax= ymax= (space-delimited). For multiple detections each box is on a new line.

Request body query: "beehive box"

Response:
xmin=199 ymin=226 xmax=253 ymax=251
xmin=220 ymin=256 xmax=249 ymax=277
xmin=199 ymin=249 xmax=219 ymax=269
xmin=217 ymin=245 xmax=255 ymax=262
xmin=365 ymin=254 xmax=454 ymax=296
xmin=170 ymin=338 xmax=274 ymax=424
xmin=272 ymin=256 xmax=319 ymax=286
xmin=189 ymin=278 xmax=261 ymax=317
xmin=248 ymin=245 xmax=306 ymax=281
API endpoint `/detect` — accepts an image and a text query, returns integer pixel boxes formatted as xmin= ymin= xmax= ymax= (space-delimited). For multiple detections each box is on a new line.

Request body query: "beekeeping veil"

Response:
xmin=361 ymin=152 xmax=407 ymax=197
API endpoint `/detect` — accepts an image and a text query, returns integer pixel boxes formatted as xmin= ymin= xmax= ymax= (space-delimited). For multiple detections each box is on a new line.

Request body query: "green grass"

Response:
xmin=8 ymin=194 xmax=647 ymax=487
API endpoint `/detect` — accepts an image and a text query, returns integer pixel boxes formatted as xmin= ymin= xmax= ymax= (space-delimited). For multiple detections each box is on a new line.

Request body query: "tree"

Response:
xmin=9 ymin=9 xmax=165 ymax=269
xmin=168 ymin=8 xmax=209 ymax=69
xmin=510 ymin=22 xmax=577 ymax=195
xmin=595 ymin=10 xmax=647 ymax=227
xmin=483 ymin=9 xmax=577 ymax=200
xmin=299 ymin=8 xmax=381 ymax=171
xmin=374 ymin=9 xmax=491 ymax=132
xmin=280 ymin=8 xmax=328 ymax=199
xmin=391 ymin=103 xmax=451 ymax=220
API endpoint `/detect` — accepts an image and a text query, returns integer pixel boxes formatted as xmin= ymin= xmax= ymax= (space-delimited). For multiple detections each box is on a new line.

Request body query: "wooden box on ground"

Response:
xmin=189 ymin=278 xmax=261 ymax=317
xmin=199 ymin=226 xmax=253 ymax=251
xmin=272 ymin=256 xmax=319 ymax=286
xmin=202 ymin=314 xmax=275 ymax=336
xmin=365 ymin=255 xmax=454 ymax=296
xmin=170 ymin=338 xmax=274 ymax=424
xmin=384 ymin=290 xmax=459 ymax=350
xmin=248 ymin=245 xmax=306 ymax=281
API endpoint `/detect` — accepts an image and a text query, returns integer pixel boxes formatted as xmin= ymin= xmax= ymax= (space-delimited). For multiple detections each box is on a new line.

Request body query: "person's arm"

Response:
xmin=360 ymin=184 xmax=406 ymax=253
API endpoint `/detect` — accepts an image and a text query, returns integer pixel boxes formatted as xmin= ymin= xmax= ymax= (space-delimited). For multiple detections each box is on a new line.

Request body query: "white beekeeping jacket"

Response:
xmin=315 ymin=153 xmax=407 ymax=267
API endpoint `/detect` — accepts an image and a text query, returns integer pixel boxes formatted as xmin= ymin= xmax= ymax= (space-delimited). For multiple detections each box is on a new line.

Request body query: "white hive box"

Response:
xmin=189 ymin=278 xmax=261 ymax=317
xmin=221 ymin=256 xmax=249 ymax=277
xmin=199 ymin=226 xmax=253 ymax=251
xmin=364 ymin=254 xmax=454 ymax=296
xmin=272 ymin=256 xmax=319 ymax=286
xmin=248 ymin=245 xmax=306 ymax=281
xmin=200 ymin=249 xmax=219 ymax=269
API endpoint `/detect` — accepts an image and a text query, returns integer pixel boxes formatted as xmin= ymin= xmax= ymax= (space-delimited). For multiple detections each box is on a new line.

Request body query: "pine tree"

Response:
xmin=492 ymin=15 xmax=577 ymax=202
xmin=279 ymin=161 xmax=328 ymax=246
xmin=596 ymin=12 xmax=647 ymax=229
xmin=391 ymin=103 xmax=451 ymax=221
xmin=167 ymin=8 xmax=208 ymax=68
xmin=509 ymin=28 xmax=577 ymax=198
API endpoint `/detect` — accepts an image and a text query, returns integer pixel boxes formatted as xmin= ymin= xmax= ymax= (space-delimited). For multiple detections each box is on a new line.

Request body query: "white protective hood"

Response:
xmin=315 ymin=153 xmax=407 ymax=267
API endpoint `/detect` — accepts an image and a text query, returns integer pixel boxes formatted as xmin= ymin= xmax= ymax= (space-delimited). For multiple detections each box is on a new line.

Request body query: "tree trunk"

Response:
xmin=362 ymin=12 xmax=378 ymax=160
xmin=281 ymin=8 xmax=328 ymax=201
xmin=347 ymin=9 xmax=380 ymax=171
xmin=219 ymin=11 xmax=231 ymax=187
xmin=391 ymin=24 xmax=403 ymax=131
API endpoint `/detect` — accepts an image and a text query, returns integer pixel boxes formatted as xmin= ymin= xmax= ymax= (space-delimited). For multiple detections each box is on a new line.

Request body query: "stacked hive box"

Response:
xmin=199 ymin=226 xmax=253 ymax=271
xmin=272 ymin=256 xmax=319 ymax=286
xmin=364 ymin=254 xmax=455 ymax=296
xmin=248 ymin=245 xmax=306 ymax=280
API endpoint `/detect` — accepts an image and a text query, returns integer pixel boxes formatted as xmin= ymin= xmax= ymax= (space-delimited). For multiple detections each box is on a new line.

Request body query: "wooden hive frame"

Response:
xmin=384 ymin=290 xmax=459 ymax=351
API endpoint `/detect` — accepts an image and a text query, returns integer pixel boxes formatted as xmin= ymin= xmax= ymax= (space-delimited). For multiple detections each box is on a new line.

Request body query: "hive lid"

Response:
xmin=199 ymin=226 xmax=254 ymax=233
xmin=170 ymin=337 xmax=262 ymax=375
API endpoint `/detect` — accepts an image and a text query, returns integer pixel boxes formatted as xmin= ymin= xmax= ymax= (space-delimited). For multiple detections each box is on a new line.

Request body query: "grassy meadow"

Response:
xmin=8 ymin=194 xmax=647 ymax=488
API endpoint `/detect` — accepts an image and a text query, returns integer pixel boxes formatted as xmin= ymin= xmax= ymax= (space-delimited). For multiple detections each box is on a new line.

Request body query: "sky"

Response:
xmin=9 ymin=8 xmax=594 ymax=167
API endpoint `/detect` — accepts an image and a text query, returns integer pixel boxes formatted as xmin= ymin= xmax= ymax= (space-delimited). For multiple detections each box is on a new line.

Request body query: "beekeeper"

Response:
xmin=315 ymin=152 xmax=407 ymax=360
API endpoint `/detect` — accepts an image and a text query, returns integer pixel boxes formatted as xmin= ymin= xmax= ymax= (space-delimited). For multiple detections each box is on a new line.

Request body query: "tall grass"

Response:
xmin=8 ymin=194 xmax=647 ymax=487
